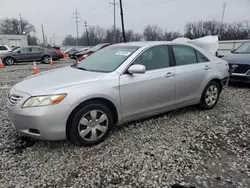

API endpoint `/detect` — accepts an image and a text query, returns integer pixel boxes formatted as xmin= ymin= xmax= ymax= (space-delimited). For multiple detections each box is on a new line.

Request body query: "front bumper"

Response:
xmin=7 ymin=88 xmax=68 ymax=140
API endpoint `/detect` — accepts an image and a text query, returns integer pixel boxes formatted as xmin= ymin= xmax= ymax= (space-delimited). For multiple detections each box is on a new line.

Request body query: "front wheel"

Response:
xmin=200 ymin=81 xmax=221 ymax=109
xmin=69 ymin=103 xmax=114 ymax=146
xmin=5 ymin=57 xmax=15 ymax=66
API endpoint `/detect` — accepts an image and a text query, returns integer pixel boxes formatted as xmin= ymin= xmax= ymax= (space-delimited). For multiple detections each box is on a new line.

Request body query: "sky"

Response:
xmin=0 ymin=0 xmax=250 ymax=44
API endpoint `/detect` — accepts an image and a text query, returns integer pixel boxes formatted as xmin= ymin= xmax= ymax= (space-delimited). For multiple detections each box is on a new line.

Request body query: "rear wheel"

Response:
xmin=200 ymin=81 xmax=221 ymax=109
xmin=42 ymin=55 xmax=50 ymax=64
xmin=69 ymin=102 xmax=114 ymax=146
xmin=5 ymin=57 xmax=15 ymax=66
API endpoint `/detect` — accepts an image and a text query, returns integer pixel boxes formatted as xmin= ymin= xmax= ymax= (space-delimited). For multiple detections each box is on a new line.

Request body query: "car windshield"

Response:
xmin=89 ymin=44 xmax=107 ymax=52
xmin=234 ymin=42 xmax=250 ymax=53
xmin=77 ymin=45 xmax=139 ymax=72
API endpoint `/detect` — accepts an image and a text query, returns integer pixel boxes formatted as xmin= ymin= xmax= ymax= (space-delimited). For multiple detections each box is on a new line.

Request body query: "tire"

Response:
xmin=200 ymin=81 xmax=221 ymax=110
xmin=68 ymin=102 xmax=114 ymax=146
xmin=42 ymin=55 xmax=50 ymax=64
xmin=4 ymin=57 xmax=15 ymax=66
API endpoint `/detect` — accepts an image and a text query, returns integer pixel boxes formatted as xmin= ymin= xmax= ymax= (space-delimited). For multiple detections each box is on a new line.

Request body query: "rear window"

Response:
xmin=0 ymin=46 xmax=8 ymax=50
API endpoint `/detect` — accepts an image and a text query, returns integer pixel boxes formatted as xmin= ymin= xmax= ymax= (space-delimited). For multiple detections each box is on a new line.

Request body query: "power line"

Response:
xmin=125 ymin=0 xmax=177 ymax=7
xmin=110 ymin=0 xmax=119 ymax=43
xmin=73 ymin=9 xmax=80 ymax=46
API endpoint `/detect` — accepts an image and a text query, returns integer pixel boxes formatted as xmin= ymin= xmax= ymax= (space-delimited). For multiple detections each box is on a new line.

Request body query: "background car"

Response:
xmin=44 ymin=46 xmax=64 ymax=60
xmin=222 ymin=42 xmax=250 ymax=83
xmin=7 ymin=42 xmax=230 ymax=146
xmin=74 ymin=43 xmax=111 ymax=61
xmin=0 ymin=45 xmax=11 ymax=54
xmin=0 ymin=46 xmax=58 ymax=65
xmin=69 ymin=47 xmax=89 ymax=59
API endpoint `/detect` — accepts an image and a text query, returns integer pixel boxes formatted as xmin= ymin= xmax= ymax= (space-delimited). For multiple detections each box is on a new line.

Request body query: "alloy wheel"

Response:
xmin=44 ymin=56 xmax=50 ymax=64
xmin=205 ymin=85 xmax=219 ymax=106
xmin=78 ymin=110 xmax=109 ymax=142
xmin=5 ymin=58 xmax=15 ymax=65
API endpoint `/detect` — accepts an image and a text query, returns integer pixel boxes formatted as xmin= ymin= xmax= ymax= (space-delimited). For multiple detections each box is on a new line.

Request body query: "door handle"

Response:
xmin=165 ymin=72 xmax=175 ymax=77
xmin=204 ymin=66 xmax=211 ymax=70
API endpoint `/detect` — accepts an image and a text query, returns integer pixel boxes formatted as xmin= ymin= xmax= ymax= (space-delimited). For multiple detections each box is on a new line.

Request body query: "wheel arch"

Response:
xmin=66 ymin=97 xmax=119 ymax=140
xmin=207 ymin=78 xmax=223 ymax=92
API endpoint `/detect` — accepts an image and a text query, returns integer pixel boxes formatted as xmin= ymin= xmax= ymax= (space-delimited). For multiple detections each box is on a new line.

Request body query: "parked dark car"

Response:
xmin=222 ymin=42 xmax=250 ymax=84
xmin=74 ymin=43 xmax=111 ymax=61
xmin=69 ymin=48 xmax=89 ymax=59
xmin=44 ymin=46 xmax=64 ymax=60
xmin=0 ymin=46 xmax=58 ymax=65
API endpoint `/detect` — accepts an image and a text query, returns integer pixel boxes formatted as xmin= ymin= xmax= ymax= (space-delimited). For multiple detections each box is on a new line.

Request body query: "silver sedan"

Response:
xmin=7 ymin=41 xmax=230 ymax=146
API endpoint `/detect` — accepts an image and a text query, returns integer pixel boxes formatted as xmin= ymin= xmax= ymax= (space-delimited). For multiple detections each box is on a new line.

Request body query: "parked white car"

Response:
xmin=0 ymin=45 xmax=11 ymax=54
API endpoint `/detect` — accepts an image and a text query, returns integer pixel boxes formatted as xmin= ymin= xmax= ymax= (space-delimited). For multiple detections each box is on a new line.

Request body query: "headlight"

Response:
xmin=22 ymin=94 xmax=67 ymax=108
xmin=83 ymin=54 xmax=88 ymax=58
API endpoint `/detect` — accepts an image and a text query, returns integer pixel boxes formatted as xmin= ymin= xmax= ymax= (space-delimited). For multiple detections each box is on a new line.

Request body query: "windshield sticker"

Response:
xmin=115 ymin=51 xmax=131 ymax=56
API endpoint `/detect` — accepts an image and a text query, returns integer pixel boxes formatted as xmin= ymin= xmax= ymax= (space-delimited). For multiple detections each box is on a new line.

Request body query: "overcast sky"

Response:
xmin=0 ymin=0 xmax=250 ymax=44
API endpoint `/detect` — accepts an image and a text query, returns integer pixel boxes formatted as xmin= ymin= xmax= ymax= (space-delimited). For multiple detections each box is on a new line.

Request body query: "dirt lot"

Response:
xmin=0 ymin=60 xmax=250 ymax=188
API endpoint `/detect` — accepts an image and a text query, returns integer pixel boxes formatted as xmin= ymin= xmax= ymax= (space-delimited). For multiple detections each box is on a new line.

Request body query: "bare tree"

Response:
xmin=184 ymin=20 xmax=250 ymax=40
xmin=62 ymin=35 xmax=76 ymax=46
xmin=164 ymin=31 xmax=182 ymax=41
xmin=0 ymin=18 xmax=35 ymax=35
xmin=143 ymin=25 xmax=164 ymax=41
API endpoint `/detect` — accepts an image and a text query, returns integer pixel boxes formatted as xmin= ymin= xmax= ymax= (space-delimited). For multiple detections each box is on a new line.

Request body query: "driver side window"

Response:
xmin=133 ymin=45 xmax=170 ymax=71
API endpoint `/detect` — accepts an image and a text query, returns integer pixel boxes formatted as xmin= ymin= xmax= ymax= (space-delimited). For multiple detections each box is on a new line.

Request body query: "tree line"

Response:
xmin=63 ymin=20 xmax=250 ymax=46
xmin=0 ymin=17 xmax=249 ymax=47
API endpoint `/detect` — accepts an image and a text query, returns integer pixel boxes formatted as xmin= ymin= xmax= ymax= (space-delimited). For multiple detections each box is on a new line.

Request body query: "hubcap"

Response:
xmin=78 ymin=110 xmax=108 ymax=141
xmin=205 ymin=85 xmax=218 ymax=106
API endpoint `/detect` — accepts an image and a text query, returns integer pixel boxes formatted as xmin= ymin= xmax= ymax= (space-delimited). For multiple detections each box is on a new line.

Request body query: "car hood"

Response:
xmin=222 ymin=53 xmax=250 ymax=64
xmin=0 ymin=51 xmax=13 ymax=56
xmin=14 ymin=66 xmax=107 ymax=96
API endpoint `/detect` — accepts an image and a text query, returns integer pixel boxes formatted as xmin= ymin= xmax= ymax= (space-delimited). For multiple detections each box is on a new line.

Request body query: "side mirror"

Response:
xmin=17 ymin=51 xmax=21 ymax=54
xmin=128 ymin=64 xmax=146 ymax=74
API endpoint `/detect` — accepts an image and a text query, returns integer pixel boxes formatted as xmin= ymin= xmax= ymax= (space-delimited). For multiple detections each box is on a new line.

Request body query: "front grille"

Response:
xmin=7 ymin=94 xmax=23 ymax=107
xmin=230 ymin=64 xmax=250 ymax=74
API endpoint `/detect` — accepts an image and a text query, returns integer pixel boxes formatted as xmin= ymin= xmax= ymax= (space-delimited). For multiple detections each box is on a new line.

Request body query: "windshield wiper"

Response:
xmin=77 ymin=67 xmax=89 ymax=71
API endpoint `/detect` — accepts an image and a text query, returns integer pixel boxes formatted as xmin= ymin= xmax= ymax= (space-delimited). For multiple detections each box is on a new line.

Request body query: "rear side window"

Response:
xmin=196 ymin=51 xmax=209 ymax=63
xmin=31 ymin=47 xmax=42 ymax=53
xmin=172 ymin=45 xmax=209 ymax=66
xmin=172 ymin=45 xmax=197 ymax=66
xmin=0 ymin=46 xmax=8 ymax=50
xmin=133 ymin=45 xmax=170 ymax=71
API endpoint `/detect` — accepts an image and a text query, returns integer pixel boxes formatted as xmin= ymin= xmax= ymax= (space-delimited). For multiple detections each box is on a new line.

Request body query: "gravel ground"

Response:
xmin=0 ymin=60 xmax=250 ymax=188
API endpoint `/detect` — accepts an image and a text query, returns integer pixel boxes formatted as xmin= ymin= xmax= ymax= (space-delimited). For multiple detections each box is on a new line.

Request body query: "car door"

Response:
xmin=171 ymin=45 xmax=211 ymax=107
xmin=15 ymin=47 xmax=32 ymax=62
xmin=119 ymin=45 xmax=175 ymax=120
xmin=30 ymin=47 xmax=44 ymax=61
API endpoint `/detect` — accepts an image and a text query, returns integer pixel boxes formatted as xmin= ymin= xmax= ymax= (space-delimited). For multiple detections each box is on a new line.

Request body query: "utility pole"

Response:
xmin=220 ymin=3 xmax=227 ymax=25
xmin=119 ymin=0 xmax=126 ymax=42
xmin=73 ymin=9 xmax=80 ymax=46
xmin=52 ymin=33 xmax=56 ymax=46
xmin=41 ymin=25 xmax=45 ymax=45
xmin=110 ymin=0 xmax=118 ymax=43
xmin=220 ymin=3 xmax=227 ymax=36
xmin=83 ymin=21 xmax=90 ymax=46
xmin=19 ymin=13 xmax=23 ymax=34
